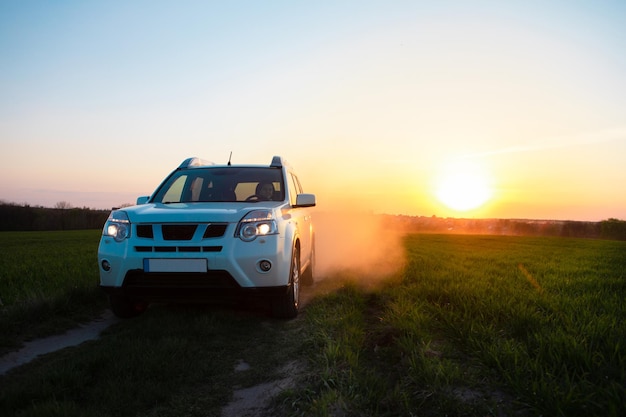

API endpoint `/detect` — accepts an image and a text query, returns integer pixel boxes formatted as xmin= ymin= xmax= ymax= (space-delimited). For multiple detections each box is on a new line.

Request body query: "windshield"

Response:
xmin=151 ymin=167 xmax=285 ymax=204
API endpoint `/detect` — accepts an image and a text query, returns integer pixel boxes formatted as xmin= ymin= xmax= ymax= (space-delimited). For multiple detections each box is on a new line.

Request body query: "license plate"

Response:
xmin=143 ymin=258 xmax=207 ymax=273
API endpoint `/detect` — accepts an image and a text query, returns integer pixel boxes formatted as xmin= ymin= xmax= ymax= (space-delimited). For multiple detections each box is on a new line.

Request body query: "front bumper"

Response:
xmin=98 ymin=230 xmax=292 ymax=297
xmin=100 ymin=269 xmax=290 ymax=303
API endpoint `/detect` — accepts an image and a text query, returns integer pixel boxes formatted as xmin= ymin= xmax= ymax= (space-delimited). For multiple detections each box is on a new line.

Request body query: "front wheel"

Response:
xmin=301 ymin=240 xmax=315 ymax=286
xmin=271 ymin=247 xmax=300 ymax=319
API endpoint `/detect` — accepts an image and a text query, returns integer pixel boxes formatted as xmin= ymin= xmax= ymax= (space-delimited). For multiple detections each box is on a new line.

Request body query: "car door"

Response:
xmin=287 ymin=172 xmax=313 ymax=266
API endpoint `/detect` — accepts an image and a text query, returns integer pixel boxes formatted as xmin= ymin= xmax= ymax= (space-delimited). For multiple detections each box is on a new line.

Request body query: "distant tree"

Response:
xmin=0 ymin=202 xmax=109 ymax=231
xmin=600 ymin=218 xmax=626 ymax=241
xmin=55 ymin=201 xmax=73 ymax=209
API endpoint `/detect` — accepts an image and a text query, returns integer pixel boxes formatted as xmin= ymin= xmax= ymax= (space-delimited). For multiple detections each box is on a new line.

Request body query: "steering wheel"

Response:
xmin=245 ymin=195 xmax=261 ymax=201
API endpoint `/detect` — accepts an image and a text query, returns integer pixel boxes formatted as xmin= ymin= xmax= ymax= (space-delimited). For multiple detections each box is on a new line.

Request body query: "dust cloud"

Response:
xmin=312 ymin=210 xmax=406 ymax=289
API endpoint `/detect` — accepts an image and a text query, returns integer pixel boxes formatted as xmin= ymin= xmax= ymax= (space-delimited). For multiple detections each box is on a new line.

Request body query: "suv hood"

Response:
xmin=121 ymin=202 xmax=282 ymax=223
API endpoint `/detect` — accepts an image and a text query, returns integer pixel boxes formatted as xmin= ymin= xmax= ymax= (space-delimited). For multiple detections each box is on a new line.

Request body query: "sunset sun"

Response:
xmin=436 ymin=161 xmax=493 ymax=212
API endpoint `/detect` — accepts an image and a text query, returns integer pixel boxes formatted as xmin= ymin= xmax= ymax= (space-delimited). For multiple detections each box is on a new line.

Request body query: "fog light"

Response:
xmin=259 ymin=260 xmax=272 ymax=272
xmin=101 ymin=260 xmax=111 ymax=272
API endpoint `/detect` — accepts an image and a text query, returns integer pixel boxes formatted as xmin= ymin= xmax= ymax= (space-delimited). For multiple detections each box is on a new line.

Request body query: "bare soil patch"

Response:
xmin=0 ymin=310 xmax=118 ymax=375
xmin=221 ymin=360 xmax=303 ymax=417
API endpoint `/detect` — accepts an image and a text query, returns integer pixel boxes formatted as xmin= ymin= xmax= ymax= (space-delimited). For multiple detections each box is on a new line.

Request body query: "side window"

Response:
xmin=287 ymin=173 xmax=302 ymax=206
xmin=293 ymin=174 xmax=304 ymax=194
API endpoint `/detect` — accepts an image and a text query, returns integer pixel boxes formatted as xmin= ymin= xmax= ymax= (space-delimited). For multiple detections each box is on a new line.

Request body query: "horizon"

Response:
xmin=1 ymin=199 xmax=622 ymax=225
xmin=2 ymin=1 xmax=625 ymax=223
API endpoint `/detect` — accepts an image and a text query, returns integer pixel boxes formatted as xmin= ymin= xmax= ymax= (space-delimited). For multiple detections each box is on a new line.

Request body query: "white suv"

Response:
xmin=98 ymin=156 xmax=316 ymax=319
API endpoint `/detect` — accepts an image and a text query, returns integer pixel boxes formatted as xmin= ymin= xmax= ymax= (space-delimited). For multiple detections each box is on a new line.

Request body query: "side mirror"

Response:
xmin=294 ymin=193 xmax=316 ymax=208
xmin=136 ymin=196 xmax=150 ymax=205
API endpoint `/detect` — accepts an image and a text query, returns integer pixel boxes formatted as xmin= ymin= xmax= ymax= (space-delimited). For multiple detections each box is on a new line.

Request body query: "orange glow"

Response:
xmin=435 ymin=160 xmax=493 ymax=212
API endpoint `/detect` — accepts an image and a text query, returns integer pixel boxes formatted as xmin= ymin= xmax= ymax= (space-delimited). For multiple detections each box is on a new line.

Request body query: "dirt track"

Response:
xmin=0 ymin=301 xmax=311 ymax=416
xmin=0 ymin=310 xmax=119 ymax=375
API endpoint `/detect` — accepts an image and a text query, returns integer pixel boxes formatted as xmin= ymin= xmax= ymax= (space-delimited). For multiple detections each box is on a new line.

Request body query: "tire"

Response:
xmin=271 ymin=246 xmax=300 ymax=319
xmin=301 ymin=240 xmax=315 ymax=286
xmin=109 ymin=295 xmax=147 ymax=318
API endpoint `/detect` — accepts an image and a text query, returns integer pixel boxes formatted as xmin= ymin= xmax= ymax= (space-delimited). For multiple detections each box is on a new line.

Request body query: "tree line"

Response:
xmin=384 ymin=215 xmax=626 ymax=241
xmin=1 ymin=202 xmax=625 ymax=241
xmin=0 ymin=202 xmax=110 ymax=231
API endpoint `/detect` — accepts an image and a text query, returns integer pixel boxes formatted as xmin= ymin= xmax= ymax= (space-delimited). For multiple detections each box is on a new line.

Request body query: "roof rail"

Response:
xmin=270 ymin=156 xmax=283 ymax=168
xmin=178 ymin=157 xmax=215 ymax=169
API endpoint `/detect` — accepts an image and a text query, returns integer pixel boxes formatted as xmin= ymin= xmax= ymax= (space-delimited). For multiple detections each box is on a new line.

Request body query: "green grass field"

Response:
xmin=284 ymin=234 xmax=626 ymax=416
xmin=1 ymin=231 xmax=624 ymax=416
xmin=0 ymin=230 xmax=107 ymax=352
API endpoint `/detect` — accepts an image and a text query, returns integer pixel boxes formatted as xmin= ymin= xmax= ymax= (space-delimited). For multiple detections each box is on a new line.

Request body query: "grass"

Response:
xmin=0 ymin=230 xmax=101 ymax=305
xmin=1 ymin=303 xmax=302 ymax=417
xmin=1 ymin=232 xmax=624 ymax=416
xmin=0 ymin=230 xmax=108 ymax=353
xmin=277 ymin=234 xmax=626 ymax=417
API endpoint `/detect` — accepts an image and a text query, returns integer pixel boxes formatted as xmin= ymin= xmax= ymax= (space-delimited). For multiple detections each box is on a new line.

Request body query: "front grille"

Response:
xmin=162 ymin=224 xmax=197 ymax=240
xmin=134 ymin=246 xmax=222 ymax=253
xmin=204 ymin=223 xmax=228 ymax=238
xmin=136 ymin=223 xmax=228 ymax=241
xmin=137 ymin=225 xmax=153 ymax=238
xmin=155 ymin=246 xmax=176 ymax=252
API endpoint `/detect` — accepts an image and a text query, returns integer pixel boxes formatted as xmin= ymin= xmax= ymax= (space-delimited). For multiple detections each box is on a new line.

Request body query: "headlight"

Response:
xmin=103 ymin=211 xmax=131 ymax=242
xmin=236 ymin=210 xmax=278 ymax=241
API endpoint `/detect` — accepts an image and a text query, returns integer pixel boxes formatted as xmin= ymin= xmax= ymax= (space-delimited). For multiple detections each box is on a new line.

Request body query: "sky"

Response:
xmin=1 ymin=0 xmax=625 ymax=221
